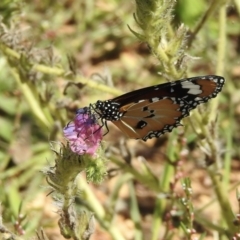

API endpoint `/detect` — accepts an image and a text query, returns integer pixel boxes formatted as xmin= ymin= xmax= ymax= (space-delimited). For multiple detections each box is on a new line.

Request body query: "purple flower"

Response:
xmin=63 ymin=108 xmax=103 ymax=156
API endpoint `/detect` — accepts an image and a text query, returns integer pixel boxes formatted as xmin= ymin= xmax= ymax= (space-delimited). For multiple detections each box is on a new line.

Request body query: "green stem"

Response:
xmin=194 ymin=213 xmax=229 ymax=235
xmin=110 ymin=157 xmax=160 ymax=192
xmin=209 ymin=2 xmax=226 ymax=122
xmin=234 ymin=0 xmax=240 ymax=15
xmin=0 ymin=42 xmax=123 ymax=96
xmin=151 ymin=198 xmax=164 ymax=240
xmin=222 ymin=108 xmax=233 ymax=192
xmin=151 ymin=132 xmax=177 ymax=240
xmin=216 ymin=4 xmax=226 ymax=76
xmin=78 ymin=177 xmax=126 ymax=240
xmin=108 ymin=173 xmax=133 ymax=211
xmin=11 ymin=69 xmax=52 ymax=129
xmin=208 ymin=169 xmax=237 ymax=237
xmin=75 ymin=75 xmax=123 ymax=96
xmin=193 ymin=111 xmax=220 ymax=168
xmin=129 ymin=182 xmax=143 ymax=240
xmin=187 ymin=0 xmax=228 ymax=47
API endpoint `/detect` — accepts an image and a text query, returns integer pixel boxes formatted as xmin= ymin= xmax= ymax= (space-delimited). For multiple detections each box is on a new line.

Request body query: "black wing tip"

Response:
xmin=210 ymin=75 xmax=225 ymax=84
xmin=202 ymin=75 xmax=225 ymax=86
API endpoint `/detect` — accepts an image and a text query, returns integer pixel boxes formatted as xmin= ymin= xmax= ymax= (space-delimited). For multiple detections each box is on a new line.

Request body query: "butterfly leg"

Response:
xmin=103 ymin=120 xmax=109 ymax=136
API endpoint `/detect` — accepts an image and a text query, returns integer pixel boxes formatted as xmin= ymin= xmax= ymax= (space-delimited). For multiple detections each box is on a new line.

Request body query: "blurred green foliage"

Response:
xmin=0 ymin=0 xmax=239 ymax=239
xmin=176 ymin=0 xmax=206 ymax=26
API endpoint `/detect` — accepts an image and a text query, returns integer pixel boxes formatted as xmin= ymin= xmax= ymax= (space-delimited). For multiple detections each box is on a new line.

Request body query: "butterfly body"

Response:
xmin=88 ymin=75 xmax=225 ymax=141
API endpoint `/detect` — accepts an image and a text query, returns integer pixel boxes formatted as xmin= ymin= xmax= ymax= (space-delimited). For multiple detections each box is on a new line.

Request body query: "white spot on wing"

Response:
xmin=187 ymin=88 xmax=202 ymax=95
xmin=181 ymin=81 xmax=202 ymax=95
xmin=194 ymin=97 xmax=202 ymax=101
xmin=151 ymin=97 xmax=160 ymax=102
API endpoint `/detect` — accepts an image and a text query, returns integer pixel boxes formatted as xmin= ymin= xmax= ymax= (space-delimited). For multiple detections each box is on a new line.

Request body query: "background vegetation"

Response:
xmin=0 ymin=0 xmax=239 ymax=239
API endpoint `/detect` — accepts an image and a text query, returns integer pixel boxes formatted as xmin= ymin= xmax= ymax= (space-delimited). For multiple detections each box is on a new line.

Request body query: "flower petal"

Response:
xmin=63 ymin=108 xmax=102 ymax=156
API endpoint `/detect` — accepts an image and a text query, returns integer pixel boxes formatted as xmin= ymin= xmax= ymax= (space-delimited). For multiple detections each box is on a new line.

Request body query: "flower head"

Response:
xmin=63 ymin=108 xmax=102 ymax=156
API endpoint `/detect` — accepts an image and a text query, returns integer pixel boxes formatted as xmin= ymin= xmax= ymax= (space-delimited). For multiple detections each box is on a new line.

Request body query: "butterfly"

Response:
xmin=83 ymin=75 xmax=225 ymax=141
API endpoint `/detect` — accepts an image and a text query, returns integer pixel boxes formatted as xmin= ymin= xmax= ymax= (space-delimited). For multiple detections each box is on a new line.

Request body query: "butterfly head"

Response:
xmin=95 ymin=100 xmax=123 ymax=121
